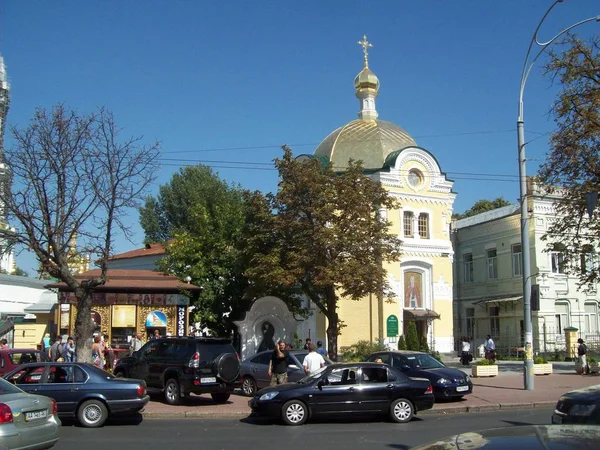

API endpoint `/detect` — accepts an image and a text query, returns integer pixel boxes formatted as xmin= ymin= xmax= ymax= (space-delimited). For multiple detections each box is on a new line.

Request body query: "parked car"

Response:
xmin=552 ymin=384 xmax=600 ymax=424
xmin=113 ymin=336 xmax=240 ymax=405
xmin=248 ymin=362 xmax=434 ymax=425
xmin=0 ymin=348 xmax=49 ymax=376
xmin=366 ymin=350 xmax=472 ymax=400
xmin=412 ymin=425 xmax=600 ymax=449
xmin=0 ymin=376 xmax=61 ymax=449
xmin=3 ymin=362 xmax=149 ymax=428
xmin=240 ymin=349 xmax=334 ymax=396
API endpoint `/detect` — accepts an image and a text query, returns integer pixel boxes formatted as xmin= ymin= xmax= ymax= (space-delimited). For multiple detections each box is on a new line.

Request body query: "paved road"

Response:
xmin=54 ymin=407 xmax=555 ymax=450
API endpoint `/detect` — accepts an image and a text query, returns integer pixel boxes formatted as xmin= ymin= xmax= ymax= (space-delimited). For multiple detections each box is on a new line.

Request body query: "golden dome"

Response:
xmin=354 ymin=67 xmax=380 ymax=92
xmin=313 ymin=119 xmax=417 ymax=171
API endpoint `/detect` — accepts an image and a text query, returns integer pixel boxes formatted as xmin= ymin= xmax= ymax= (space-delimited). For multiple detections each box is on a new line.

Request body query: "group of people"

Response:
xmin=42 ymin=334 xmax=76 ymax=363
xmin=459 ymin=335 xmax=496 ymax=365
xmin=268 ymin=339 xmax=327 ymax=386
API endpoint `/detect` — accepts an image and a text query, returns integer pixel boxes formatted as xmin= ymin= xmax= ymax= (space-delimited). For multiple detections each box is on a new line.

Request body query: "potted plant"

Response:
xmin=589 ymin=357 xmax=599 ymax=373
xmin=471 ymin=358 xmax=498 ymax=377
xmin=532 ymin=356 xmax=553 ymax=375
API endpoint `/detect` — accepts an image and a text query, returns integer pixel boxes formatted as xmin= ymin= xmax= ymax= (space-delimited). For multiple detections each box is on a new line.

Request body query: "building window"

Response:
xmin=464 ymin=253 xmax=474 ymax=283
xmin=418 ymin=213 xmax=429 ymax=239
xmin=403 ymin=212 xmax=413 ymax=238
xmin=512 ymin=244 xmax=522 ymax=277
xmin=584 ymin=303 xmax=598 ymax=335
xmin=487 ymin=249 xmax=498 ymax=279
xmin=466 ymin=307 xmax=475 ymax=338
xmin=580 ymin=245 xmax=596 ymax=274
xmin=555 ymin=302 xmax=569 ymax=335
xmin=489 ymin=306 xmax=499 ymax=337
xmin=551 ymin=244 xmax=566 ymax=274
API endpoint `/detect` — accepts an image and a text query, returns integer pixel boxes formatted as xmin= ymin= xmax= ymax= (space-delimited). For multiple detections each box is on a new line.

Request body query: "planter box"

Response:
xmin=575 ymin=361 xmax=584 ymax=374
xmin=591 ymin=362 xmax=599 ymax=373
xmin=533 ymin=363 xmax=553 ymax=375
xmin=472 ymin=364 xmax=498 ymax=377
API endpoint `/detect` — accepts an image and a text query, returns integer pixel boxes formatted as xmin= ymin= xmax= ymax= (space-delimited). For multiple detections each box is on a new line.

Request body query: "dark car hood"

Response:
xmin=255 ymin=381 xmax=311 ymax=396
xmin=412 ymin=425 xmax=600 ymax=449
xmin=560 ymin=384 xmax=600 ymax=403
xmin=410 ymin=367 xmax=468 ymax=380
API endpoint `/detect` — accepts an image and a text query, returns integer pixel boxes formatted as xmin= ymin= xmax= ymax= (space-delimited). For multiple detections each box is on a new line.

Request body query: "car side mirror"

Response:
xmin=288 ymin=364 xmax=299 ymax=370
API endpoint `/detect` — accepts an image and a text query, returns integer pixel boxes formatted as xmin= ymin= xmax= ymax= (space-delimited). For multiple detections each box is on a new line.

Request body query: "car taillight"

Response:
xmin=189 ymin=352 xmax=200 ymax=368
xmin=425 ymin=385 xmax=433 ymax=394
xmin=137 ymin=384 xmax=146 ymax=397
xmin=50 ymin=398 xmax=58 ymax=415
xmin=237 ymin=353 xmax=240 ymax=360
xmin=0 ymin=403 xmax=13 ymax=424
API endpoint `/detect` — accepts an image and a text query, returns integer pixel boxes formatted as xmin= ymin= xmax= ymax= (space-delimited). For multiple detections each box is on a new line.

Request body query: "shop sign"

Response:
xmin=177 ymin=306 xmax=186 ymax=337
xmin=112 ymin=305 xmax=136 ymax=328
xmin=386 ymin=314 xmax=399 ymax=337
xmin=60 ymin=304 xmax=70 ymax=328
xmin=145 ymin=310 xmax=168 ymax=328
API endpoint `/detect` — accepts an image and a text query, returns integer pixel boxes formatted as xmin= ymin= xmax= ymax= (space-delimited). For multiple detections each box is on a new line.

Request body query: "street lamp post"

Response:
xmin=517 ymin=0 xmax=599 ymax=390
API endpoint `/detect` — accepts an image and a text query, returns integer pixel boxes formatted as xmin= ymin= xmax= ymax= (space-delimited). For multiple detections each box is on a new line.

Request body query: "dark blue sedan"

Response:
xmin=3 ymin=362 xmax=149 ymax=427
xmin=249 ymin=362 xmax=434 ymax=425
xmin=367 ymin=350 xmax=473 ymax=400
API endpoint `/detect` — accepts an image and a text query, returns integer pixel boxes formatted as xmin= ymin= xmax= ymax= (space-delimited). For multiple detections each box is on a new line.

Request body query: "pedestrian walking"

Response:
xmin=484 ymin=335 xmax=496 ymax=362
xmin=316 ymin=340 xmax=326 ymax=356
xmin=460 ymin=337 xmax=472 ymax=366
xmin=130 ymin=333 xmax=143 ymax=354
xmin=0 ymin=339 xmax=7 ymax=349
xmin=91 ymin=336 xmax=104 ymax=369
xmin=62 ymin=337 xmax=75 ymax=362
xmin=49 ymin=336 xmax=64 ymax=362
xmin=303 ymin=344 xmax=326 ymax=375
xmin=578 ymin=338 xmax=589 ymax=375
xmin=268 ymin=340 xmax=289 ymax=386
xmin=304 ymin=338 xmax=312 ymax=350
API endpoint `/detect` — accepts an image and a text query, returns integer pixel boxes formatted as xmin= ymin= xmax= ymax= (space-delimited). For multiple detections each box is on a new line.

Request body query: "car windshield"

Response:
xmin=297 ymin=366 xmax=328 ymax=383
xmin=0 ymin=377 xmax=23 ymax=395
xmin=404 ymin=354 xmax=445 ymax=370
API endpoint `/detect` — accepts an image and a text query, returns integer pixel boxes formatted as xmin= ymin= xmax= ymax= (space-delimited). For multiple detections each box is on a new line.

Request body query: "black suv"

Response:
xmin=113 ymin=337 xmax=240 ymax=405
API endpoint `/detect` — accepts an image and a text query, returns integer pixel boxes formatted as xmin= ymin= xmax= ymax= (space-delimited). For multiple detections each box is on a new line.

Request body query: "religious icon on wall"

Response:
xmin=404 ymin=271 xmax=423 ymax=308
xmin=257 ymin=321 xmax=276 ymax=353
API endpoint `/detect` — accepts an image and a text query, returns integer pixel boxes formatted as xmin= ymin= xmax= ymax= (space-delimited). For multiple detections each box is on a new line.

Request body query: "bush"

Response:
xmin=397 ymin=336 xmax=407 ymax=350
xmin=534 ymin=356 xmax=547 ymax=364
xmin=476 ymin=358 xmax=492 ymax=366
xmin=405 ymin=321 xmax=419 ymax=351
xmin=420 ymin=335 xmax=429 ymax=353
xmin=342 ymin=340 xmax=387 ymax=362
xmin=430 ymin=351 xmax=442 ymax=362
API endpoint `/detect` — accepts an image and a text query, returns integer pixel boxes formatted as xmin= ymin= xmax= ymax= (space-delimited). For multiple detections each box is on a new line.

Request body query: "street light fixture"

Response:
xmin=517 ymin=0 xmax=599 ymax=390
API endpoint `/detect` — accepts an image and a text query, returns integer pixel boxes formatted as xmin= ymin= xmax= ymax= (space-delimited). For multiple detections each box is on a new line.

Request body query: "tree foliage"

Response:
xmin=0 ymin=105 xmax=160 ymax=360
xmin=342 ymin=340 xmax=386 ymax=362
xmin=538 ymin=35 xmax=600 ymax=287
xmin=405 ymin=321 xmax=419 ymax=351
xmin=452 ymin=197 xmax=512 ymax=220
xmin=140 ymin=166 xmax=251 ymax=335
xmin=243 ymin=146 xmax=402 ymax=360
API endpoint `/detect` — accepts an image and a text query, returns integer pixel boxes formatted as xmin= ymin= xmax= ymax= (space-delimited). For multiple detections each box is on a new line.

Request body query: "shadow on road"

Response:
xmin=60 ymin=413 xmax=144 ymax=428
xmin=240 ymin=414 xmax=424 ymax=427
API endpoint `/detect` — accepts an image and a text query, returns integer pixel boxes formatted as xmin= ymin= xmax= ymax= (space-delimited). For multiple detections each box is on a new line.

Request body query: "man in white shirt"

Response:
xmin=484 ymin=335 xmax=496 ymax=361
xmin=303 ymin=344 xmax=326 ymax=375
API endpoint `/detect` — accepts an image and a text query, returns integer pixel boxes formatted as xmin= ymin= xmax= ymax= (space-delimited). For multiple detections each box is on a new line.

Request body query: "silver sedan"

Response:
xmin=0 ymin=377 xmax=61 ymax=449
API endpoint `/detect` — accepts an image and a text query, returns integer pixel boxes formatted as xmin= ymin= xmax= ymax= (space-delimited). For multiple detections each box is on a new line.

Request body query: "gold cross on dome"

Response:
xmin=357 ymin=35 xmax=373 ymax=68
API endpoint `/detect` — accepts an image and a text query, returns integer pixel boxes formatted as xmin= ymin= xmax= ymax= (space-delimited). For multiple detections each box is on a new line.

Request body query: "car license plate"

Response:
xmin=456 ymin=386 xmax=469 ymax=392
xmin=201 ymin=377 xmax=216 ymax=383
xmin=25 ymin=410 xmax=47 ymax=421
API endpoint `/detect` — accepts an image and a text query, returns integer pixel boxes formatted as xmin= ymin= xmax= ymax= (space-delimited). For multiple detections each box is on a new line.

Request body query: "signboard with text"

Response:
xmin=386 ymin=314 xmax=399 ymax=337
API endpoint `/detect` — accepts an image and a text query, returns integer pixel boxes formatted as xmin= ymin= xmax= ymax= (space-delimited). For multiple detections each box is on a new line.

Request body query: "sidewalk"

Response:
xmin=141 ymin=360 xmax=600 ymax=419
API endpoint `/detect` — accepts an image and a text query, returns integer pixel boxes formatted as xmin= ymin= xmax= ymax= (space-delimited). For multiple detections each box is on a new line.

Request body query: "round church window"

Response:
xmin=407 ymin=169 xmax=423 ymax=188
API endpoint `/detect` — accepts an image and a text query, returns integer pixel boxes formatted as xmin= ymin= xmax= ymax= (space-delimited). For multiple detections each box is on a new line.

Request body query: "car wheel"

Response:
xmin=281 ymin=400 xmax=308 ymax=426
xmin=390 ymin=398 xmax=414 ymax=423
xmin=164 ymin=378 xmax=182 ymax=405
xmin=242 ymin=376 xmax=257 ymax=396
xmin=211 ymin=393 xmax=230 ymax=403
xmin=77 ymin=399 xmax=108 ymax=428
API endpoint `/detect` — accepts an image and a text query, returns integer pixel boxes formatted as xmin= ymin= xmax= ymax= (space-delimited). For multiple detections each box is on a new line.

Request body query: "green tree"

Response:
xmin=243 ymin=146 xmax=402 ymax=360
xmin=538 ymin=35 xmax=600 ymax=287
xmin=397 ymin=335 xmax=407 ymax=350
xmin=11 ymin=267 xmax=28 ymax=277
xmin=453 ymin=197 xmax=512 ymax=220
xmin=342 ymin=340 xmax=387 ymax=362
xmin=405 ymin=321 xmax=419 ymax=351
xmin=0 ymin=105 xmax=160 ymax=362
xmin=140 ymin=166 xmax=251 ymax=335
xmin=419 ymin=335 xmax=429 ymax=353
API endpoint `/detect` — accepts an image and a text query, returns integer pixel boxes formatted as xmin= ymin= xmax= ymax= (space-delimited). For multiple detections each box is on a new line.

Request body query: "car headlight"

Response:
xmin=259 ymin=391 xmax=279 ymax=401
xmin=569 ymin=404 xmax=596 ymax=416
xmin=436 ymin=378 xmax=449 ymax=385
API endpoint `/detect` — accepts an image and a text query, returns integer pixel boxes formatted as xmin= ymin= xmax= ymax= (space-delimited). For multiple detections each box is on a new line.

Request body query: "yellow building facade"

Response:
xmin=310 ymin=37 xmax=456 ymax=352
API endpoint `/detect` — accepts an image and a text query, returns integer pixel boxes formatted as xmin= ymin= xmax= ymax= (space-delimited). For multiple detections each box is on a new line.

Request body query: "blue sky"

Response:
xmin=1 ymin=0 xmax=599 ymax=275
